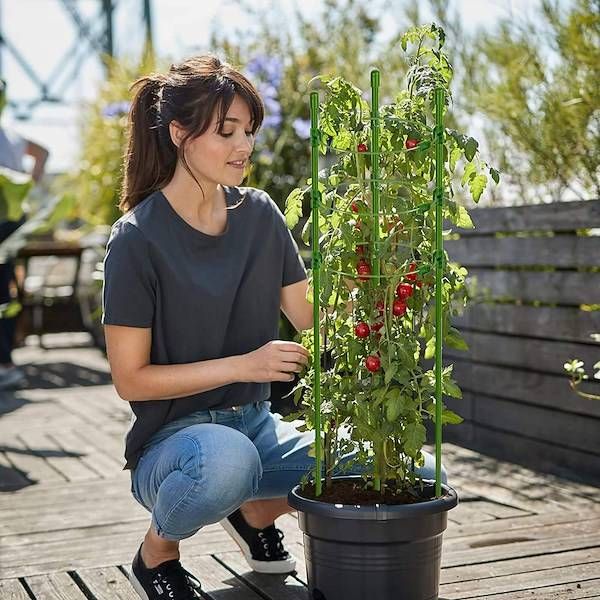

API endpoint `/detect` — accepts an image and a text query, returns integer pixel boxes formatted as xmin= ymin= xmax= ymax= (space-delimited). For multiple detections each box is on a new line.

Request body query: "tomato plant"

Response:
xmin=284 ymin=24 xmax=499 ymax=496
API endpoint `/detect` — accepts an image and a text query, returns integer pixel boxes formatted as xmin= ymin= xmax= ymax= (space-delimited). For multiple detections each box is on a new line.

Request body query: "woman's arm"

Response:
xmin=24 ymin=139 xmax=49 ymax=183
xmin=280 ymin=278 xmax=356 ymax=333
xmin=105 ymin=324 xmax=243 ymax=402
xmin=105 ymin=324 xmax=309 ymax=402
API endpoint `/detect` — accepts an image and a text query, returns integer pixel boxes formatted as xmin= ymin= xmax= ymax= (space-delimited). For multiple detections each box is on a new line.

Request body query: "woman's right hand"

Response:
xmin=240 ymin=340 xmax=311 ymax=383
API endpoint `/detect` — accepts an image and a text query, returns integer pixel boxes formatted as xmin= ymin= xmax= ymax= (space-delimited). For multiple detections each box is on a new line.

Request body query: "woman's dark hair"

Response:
xmin=120 ymin=54 xmax=264 ymax=212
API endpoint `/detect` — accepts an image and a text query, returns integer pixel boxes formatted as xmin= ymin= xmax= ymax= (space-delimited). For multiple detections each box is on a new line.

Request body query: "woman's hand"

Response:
xmin=240 ymin=340 xmax=310 ymax=383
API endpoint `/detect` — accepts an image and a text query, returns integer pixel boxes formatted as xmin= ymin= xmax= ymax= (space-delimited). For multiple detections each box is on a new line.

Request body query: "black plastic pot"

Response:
xmin=288 ymin=475 xmax=458 ymax=600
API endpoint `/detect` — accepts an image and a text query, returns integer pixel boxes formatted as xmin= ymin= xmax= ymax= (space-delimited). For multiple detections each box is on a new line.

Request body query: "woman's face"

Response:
xmin=171 ymin=94 xmax=256 ymax=189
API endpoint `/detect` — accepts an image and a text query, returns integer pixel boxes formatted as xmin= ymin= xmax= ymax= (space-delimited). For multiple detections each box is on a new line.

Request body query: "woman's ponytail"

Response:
xmin=119 ymin=75 xmax=177 ymax=212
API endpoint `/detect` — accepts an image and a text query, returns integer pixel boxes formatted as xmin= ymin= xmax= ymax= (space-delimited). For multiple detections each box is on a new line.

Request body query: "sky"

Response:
xmin=1 ymin=0 xmax=571 ymax=174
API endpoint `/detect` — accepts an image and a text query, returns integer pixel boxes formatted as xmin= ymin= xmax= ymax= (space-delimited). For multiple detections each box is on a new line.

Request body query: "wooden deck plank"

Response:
xmin=0 ymin=494 xmax=147 ymax=536
xmin=0 ymin=450 xmax=31 ymax=491
xmin=441 ymin=560 xmax=600 ymax=598
xmin=0 ymin=473 xmax=131 ymax=509
xmin=0 ymin=525 xmax=238 ymax=578
xmin=215 ymin=550 xmax=309 ymax=599
xmin=450 ymin=502 xmax=502 ymax=523
xmin=443 ymin=533 xmax=600 ymax=568
xmin=74 ymin=565 xmax=139 ymax=600
xmin=445 ymin=517 xmax=600 ymax=552
xmin=18 ymin=428 xmax=99 ymax=483
xmin=1 ymin=434 xmax=66 ymax=485
xmin=48 ymin=429 xmax=123 ymax=478
xmin=439 ymin=444 xmax=600 ymax=506
xmin=182 ymin=554 xmax=267 ymax=599
xmin=0 ymin=579 xmax=30 ymax=599
xmin=441 ymin=547 xmax=600 ymax=585
xmin=71 ymin=423 xmax=127 ymax=464
xmin=445 ymin=509 xmax=600 ymax=540
xmin=439 ymin=577 xmax=600 ymax=600
xmin=24 ymin=571 xmax=89 ymax=599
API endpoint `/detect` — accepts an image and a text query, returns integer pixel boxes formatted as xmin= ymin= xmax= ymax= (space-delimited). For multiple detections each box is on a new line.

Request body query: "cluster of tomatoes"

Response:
xmin=350 ymin=138 xmax=422 ymax=375
xmin=353 ymin=262 xmax=421 ymax=373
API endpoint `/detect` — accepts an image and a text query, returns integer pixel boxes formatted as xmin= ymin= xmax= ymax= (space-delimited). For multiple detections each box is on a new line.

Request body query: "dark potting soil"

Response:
xmin=298 ymin=478 xmax=439 ymax=505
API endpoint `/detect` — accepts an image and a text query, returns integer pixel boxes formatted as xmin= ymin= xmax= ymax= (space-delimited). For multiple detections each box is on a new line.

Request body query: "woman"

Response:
xmin=103 ymin=54 xmax=445 ymax=600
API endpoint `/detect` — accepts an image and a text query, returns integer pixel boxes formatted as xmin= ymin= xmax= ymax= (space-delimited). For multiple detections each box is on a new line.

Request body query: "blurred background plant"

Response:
xmin=54 ymin=50 xmax=163 ymax=230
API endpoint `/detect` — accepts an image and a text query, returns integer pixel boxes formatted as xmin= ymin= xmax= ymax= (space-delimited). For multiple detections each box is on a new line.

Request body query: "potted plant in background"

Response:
xmin=283 ymin=24 xmax=499 ymax=600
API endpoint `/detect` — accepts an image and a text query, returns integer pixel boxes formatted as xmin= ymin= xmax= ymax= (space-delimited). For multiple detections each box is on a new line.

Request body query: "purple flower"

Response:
xmin=102 ymin=101 xmax=130 ymax=117
xmin=262 ymin=94 xmax=281 ymax=116
xmin=246 ymin=55 xmax=283 ymax=89
xmin=263 ymin=113 xmax=283 ymax=130
xmin=292 ymin=118 xmax=311 ymax=139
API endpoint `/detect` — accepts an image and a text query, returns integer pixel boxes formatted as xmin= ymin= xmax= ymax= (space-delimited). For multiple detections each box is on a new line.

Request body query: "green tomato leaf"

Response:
xmin=464 ymin=137 xmax=479 ymax=162
xmin=425 ymin=336 xmax=436 ymax=360
xmin=442 ymin=376 xmax=463 ymax=399
xmin=456 ymin=204 xmax=474 ymax=229
xmin=489 ymin=167 xmax=500 ymax=184
xmin=384 ymin=362 xmax=398 ymax=385
xmin=445 ymin=327 xmax=469 ymax=351
xmin=461 ymin=162 xmax=476 ymax=187
xmin=403 ymin=422 xmax=426 ymax=456
xmin=469 ymin=173 xmax=487 ymax=202
xmin=449 ymin=147 xmax=462 ymax=171
xmin=284 ymin=187 xmax=304 ymax=229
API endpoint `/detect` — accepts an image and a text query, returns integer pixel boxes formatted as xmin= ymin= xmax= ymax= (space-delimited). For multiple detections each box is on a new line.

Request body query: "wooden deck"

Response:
xmin=1 ymin=334 xmax=599 ymax=599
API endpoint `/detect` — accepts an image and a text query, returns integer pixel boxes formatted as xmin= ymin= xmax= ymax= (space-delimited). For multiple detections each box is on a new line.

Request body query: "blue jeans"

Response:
xmin=130 ymin=400 xmax=448 ymax=541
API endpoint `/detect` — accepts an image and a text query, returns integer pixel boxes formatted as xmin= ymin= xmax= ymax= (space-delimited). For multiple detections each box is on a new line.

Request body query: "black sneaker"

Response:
xmin=129 ymin=543 xmax=202 ymax=599
xmin=219 ymin=508 xmax=296 ymax=574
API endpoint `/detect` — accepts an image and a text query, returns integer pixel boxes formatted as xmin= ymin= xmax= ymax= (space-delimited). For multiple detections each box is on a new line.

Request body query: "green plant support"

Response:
xmin=434 ymin=87 xmax=445 ymax=499
xmin=309 ymin=81 xmax=447 ymax=499
xmin=309 ymin=91 xmax=323 ymax=497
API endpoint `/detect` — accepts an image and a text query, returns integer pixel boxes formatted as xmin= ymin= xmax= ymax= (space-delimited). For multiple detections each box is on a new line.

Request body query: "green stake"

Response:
xmin=434 ymin=87 xmax=445 ymax=498
xmin=310 ymin=91 xmax=323 ymax=497
xmin=370 ymin=69 xmax=383 ymax=493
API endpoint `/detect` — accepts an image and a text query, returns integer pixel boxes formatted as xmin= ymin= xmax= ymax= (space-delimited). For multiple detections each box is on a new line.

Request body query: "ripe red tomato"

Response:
xmin=406 ymin=262 xmax=418 ymax=282
xmin=371 ymin=320 xmax=384 ymax=332
xmin=351 ymin=202 xmax=360 ymax=213
xmin=375 ymin=300 xmax=385 ymax=314
xmin=365 ymin=355 xmax=381 ymax=372
xmin=357 ymin=261 xmax=371 ymax=281
xmin=357 ymin=143 xmax=368 ymax=153
xmin=396 ymin=282 xmax=413 ymax=300
xmin=405 ymin=138 xmax=419 ymax=150
xmin=355 ymin=322 xmax=370 ymax=338
xmin=392 ymin=299 xmax=407 ymax=316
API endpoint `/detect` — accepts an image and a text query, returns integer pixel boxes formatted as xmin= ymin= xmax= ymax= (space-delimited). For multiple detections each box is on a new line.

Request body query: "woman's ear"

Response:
xmin=168 ymin=120 xmax=185 ymax=148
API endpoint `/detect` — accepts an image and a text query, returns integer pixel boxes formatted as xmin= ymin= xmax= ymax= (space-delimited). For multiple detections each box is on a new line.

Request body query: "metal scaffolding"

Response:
xmin=0 ymin=0 xmax=153 ymax=120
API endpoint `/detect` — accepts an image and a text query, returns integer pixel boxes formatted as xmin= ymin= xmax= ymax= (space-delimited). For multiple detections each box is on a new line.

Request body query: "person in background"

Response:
xmin=0 ymin=78 xmax=49 ymax=388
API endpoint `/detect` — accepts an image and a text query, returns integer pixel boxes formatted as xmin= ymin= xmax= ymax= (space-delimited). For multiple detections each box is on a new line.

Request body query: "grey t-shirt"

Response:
xmin=102 ymin=185 xmax=307 ymax=470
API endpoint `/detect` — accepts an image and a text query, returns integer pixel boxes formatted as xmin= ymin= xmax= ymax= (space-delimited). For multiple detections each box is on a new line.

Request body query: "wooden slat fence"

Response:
xmin=443 ymin=199 xmax=600 ymax=484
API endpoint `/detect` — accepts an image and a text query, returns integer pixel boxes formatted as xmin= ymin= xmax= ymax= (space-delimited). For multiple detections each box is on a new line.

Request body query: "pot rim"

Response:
xmin=288 ymin=475 xmax=458 ymax=520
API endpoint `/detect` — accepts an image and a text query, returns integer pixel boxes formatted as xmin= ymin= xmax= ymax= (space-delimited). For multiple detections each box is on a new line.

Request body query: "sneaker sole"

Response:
xmin=128 ymin=570 xmax=150 ymax=600
xmin=219 ymin=517 xmax=297 ymax=574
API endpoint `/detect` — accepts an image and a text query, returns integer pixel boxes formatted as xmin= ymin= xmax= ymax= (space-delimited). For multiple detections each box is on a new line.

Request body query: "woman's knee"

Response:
xmin=175 ymin=424 xmax=263 ymax=501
